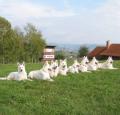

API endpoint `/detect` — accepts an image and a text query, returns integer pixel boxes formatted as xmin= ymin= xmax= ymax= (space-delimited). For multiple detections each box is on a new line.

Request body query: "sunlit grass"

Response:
xmin=0 ymin=61 xmax=120 ymax=115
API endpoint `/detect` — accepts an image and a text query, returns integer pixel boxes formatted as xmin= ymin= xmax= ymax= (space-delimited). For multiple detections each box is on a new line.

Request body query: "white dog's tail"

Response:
xmin=47 ymin=78 xmax=54 ymax=82
xmin=26 ymin=78 xmax=33 ymax=81
xmin=0 ymin=77 xmax=7 ymax=80
xmin=111 ymin=67 xmax=118 ymax=70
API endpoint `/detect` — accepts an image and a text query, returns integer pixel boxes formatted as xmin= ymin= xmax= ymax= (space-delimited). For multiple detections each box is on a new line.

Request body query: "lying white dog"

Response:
xmin=59 ymin=59 xmax=68 ymax=76
xmin=28 ymin=61 xmax=54 ymax=81
xmin=99 ymin=56 xmax=117 ymax=69
xmin=0 ymin=62 xmax=27 ymax=81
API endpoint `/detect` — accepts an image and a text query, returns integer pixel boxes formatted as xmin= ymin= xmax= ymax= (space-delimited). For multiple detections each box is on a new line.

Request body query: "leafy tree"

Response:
xmin=0 ymin=16 xmax=13 ymax=63
xmin=55 ymin=50 xmax=65 ymax=60
xmin=12 ymin=27 xmax=25 ymax=62
xmin=0 ymin=16 xmax=11 ymax=30
xmin=78 ymin=46 xmax=89 ymax=57
xmin=24 ymin=23 xmax=46 ymax=63
xmin=0 ymin=17 xmax=46 ymax=63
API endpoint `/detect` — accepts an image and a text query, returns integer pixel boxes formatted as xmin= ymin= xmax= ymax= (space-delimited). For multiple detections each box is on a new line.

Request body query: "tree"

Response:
xmin=0 ymin=16 xmax=13 ymax=63
xmin=24 ymin=23 xmax=46 ymax=63
xmin=78 ymin=46 xmax=89 ymax=57
xmin=0 ymin=16 xmax=11 ymax=30
xmin=13 ymin=24 xmax=46 ymax=63
xmin=55 ymin=50 xmax=65 ymax=60
xmin=0 ymin=17 xmax=46 ymax=63
xmin=12 ymin=27 xmax=25 ymax=62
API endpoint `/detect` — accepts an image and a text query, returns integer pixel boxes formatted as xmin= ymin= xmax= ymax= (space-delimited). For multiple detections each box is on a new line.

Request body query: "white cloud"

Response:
xmin=0 ymin=0 xmax=75 ymax=18
xmin=0 ymin=0 xmax=120 ymax=44
xmin=48 ymin=0 xmax=120 ymax=44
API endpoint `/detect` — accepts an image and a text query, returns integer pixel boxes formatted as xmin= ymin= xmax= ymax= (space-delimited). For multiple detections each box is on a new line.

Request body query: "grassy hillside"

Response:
xmin=0 ymin=61 xmax=120 ymax=115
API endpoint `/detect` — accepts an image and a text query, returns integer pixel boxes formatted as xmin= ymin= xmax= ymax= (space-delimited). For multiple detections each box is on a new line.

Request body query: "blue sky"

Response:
xmin=28 ymin=0 xmax=105 ymax=9
xmin=0 ymin=0 xmax=120 ymax=44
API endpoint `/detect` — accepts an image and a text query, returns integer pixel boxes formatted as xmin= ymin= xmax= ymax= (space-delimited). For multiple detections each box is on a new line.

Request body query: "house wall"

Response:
xmin=43 ymin=48 xmax=55 ymax=61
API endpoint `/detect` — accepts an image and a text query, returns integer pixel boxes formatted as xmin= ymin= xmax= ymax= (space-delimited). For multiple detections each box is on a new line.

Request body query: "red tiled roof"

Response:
xmin=88 ymin=47 xmax=106 ymax=57
xmin=100 ymin=44 xmax=120 ymax=56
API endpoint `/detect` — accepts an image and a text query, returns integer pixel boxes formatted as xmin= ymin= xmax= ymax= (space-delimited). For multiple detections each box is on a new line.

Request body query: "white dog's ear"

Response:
xmin=55 ymin=60 xmax=58 ymax=63
xmin=17 ymin=62 xmax=20 ymax=66
xmin=23 ymin=61 xmax=25 ymax=66
xmin=45 ymin=61 xmax=49 ymax=65
xmin=64 ymin=59 xmax=67 ymax=62
xmin=44 ymin=61 xmax=47 ymax=64
xmin=51 ymin=60 xmax=54 ymax=63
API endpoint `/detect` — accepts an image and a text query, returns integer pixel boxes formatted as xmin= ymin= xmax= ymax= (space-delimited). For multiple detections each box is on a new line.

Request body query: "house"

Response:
xmin=43 ymin=45 xmax=56 ymax=61
xmin=88 ymin=41 xmax=120 ymax=59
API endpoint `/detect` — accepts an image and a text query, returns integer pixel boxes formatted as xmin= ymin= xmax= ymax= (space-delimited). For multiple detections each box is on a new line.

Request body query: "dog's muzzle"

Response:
xmin=62 ymin=65 xmax=66 ymax=70
xmin=20 ymin=69 xmax=23 ymax=72
xmin=63 ymin=65 xmax=66 ymax=68
xmin=76 ymin=65 xmax=80 ymax=67
xmin=95 ymin=62 xmax=98 ymax=65
xmin=53 ymin=66 xmax=57 ymax=70
xmin=48 ymin=68 xmax=52 ymax=71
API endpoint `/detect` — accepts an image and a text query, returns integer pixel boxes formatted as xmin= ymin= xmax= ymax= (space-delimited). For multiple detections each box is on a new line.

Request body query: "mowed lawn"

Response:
xmin=0 ymin=61 xmax=120 ymax=115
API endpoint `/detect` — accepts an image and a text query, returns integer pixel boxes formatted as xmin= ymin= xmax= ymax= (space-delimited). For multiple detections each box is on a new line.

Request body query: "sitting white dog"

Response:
xmin=87 ymin=57 xmax=98 ymax=71
xmin=79 ymin=56 xmax=90 ymax=72
xmin=68 ymin=60 xmax=79 ymax=73
xmin=0 ymin=62 xmax=27 ymax=81
xmin=50 ymin=60 xmax=59 ymax=77
xmin=59 ymin=59 xmax=68 ymax=76
xmin=28 ymin=61 xmax=54 ymax=81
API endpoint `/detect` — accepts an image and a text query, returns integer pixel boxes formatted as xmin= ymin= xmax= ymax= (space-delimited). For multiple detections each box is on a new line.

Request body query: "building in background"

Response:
xmin=43 ymin=45 xmax=56 ymax=61
xmin=88 ymin=40 xmax=120 ymax=59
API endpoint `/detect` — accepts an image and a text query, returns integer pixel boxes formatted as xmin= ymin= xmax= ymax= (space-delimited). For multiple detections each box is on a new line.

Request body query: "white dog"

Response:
xmin=99 ymin=56 xmax=117 ymax=69
xmin=79 ymin=56 xmax=90 ymax=72
xmin=59 ymin=59 xmax=68 ymax=76
xmin=28 ymin=61 xmax=54 ymax=81
xmin=87 ymin=57 xmax=98 ymax=71
xmin=50 ymin=60 xmax=59 ymax=77
xmin=0 ymin=62 xmax=27 ymax=81
xmin=68 ymin=60 xmax=79 ymax=73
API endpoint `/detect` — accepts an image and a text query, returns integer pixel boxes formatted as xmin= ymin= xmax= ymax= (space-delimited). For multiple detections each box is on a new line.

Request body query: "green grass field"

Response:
xmin=0 ymin=61 xmax=120 ymax=115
